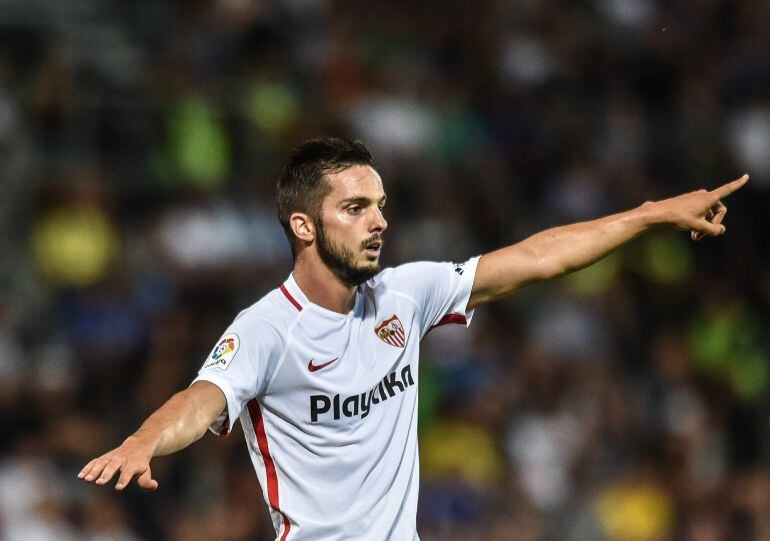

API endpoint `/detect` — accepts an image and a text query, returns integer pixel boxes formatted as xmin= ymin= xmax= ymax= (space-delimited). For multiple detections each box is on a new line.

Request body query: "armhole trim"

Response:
xmin=424 ymin=313 xmax=467 ymax=337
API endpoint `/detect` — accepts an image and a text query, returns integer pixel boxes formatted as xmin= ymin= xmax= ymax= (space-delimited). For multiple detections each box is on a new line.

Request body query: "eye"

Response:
xmin=347 ymin=205 xmax=362 ymax=215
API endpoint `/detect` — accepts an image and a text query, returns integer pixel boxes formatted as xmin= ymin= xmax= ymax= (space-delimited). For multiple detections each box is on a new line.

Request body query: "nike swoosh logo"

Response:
xmin=308 ymin=357 xmax=339 ymax=372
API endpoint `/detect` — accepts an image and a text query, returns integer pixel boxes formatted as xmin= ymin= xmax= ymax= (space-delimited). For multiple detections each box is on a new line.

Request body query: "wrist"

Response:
xmin=637 ymin=200 xmax=667 ymax=228
xmin=125 ymin=431 xmax=160 ymax=457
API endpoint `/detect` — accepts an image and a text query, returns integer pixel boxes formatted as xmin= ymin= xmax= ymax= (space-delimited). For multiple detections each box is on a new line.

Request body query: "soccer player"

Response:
xmin=79 ymin=137 xmax=747 ymax=540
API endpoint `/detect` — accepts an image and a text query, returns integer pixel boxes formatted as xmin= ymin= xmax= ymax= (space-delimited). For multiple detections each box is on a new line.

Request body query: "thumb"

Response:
xmin=137 ymin=467 xmax=159 ymax=491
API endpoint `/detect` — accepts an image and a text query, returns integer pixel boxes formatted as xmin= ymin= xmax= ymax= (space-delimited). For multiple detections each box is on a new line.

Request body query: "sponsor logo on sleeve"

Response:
xmin=453 ymin=262 xmax=465 ymax=275
xmin=203 ymin=333 xmax=240 ymax=370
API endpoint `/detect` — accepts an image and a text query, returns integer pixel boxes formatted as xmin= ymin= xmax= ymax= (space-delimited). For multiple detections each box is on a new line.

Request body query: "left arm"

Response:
xmin=468 ymin=175 xmax=748 ymax=309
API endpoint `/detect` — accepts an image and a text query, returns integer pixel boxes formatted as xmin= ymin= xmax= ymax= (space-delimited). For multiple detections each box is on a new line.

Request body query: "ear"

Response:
xmin=290 ymin=212 xmax=315 ymax=244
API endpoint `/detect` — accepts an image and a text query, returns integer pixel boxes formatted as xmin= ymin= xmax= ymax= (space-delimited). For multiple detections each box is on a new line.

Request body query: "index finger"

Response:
xmin=709 ymin=174 xmax=749 ymax=200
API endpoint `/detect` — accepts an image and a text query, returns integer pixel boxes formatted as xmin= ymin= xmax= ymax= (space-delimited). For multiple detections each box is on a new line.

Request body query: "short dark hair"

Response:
xmin=277 ymin=137 xmax=374 ymax=253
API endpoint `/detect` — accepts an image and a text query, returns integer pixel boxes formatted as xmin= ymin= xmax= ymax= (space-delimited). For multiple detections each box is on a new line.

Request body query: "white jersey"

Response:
xmin=192 ymin=257 xmax=479 ymax=541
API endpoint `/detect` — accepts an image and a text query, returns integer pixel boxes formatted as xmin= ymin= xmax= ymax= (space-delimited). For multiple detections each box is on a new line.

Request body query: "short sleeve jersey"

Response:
xmin=192 ymin=257 xmax=480 ymax=541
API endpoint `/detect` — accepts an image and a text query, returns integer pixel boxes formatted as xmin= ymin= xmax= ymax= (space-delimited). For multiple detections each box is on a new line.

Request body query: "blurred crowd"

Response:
xmin=1 ymin=0 xmax=769 ymax=540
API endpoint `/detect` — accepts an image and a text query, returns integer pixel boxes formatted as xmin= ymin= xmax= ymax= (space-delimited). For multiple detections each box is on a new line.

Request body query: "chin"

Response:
xmin=360 ymin=260 xmax=381 ymax=274
xmin=341 ymin=263 xmax=380 ymax=287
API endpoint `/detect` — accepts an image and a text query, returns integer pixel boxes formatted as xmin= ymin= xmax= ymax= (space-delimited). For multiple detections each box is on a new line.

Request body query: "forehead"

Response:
xmin=323 ymin=165 xmax=384 ymax=202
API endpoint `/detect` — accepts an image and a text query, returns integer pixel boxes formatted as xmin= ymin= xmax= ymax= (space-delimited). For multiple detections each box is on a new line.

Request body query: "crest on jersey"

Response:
xmin=375 ymin=315 xmax=407 ymax=348
xmin=203 ymin=333 xmax=240 ymax=370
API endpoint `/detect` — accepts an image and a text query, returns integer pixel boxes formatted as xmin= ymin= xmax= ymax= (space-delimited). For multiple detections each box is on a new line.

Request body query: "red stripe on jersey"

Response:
xmin=425 ymin=313 xmax=467 ymax=336
xmin=218 ymin=414 xmax=230 ymax=437
xmin=280 ymin=515 xmax=291 ymax=541
xmin=248 ymin=399 xmax=292 ymax=540
xmin=280 ymin=284 xmax=303 ymax=312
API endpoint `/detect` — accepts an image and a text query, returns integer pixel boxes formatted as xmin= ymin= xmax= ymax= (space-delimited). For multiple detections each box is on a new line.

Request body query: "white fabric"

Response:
xmin=192 ymin=257 xmax=479 ymax=541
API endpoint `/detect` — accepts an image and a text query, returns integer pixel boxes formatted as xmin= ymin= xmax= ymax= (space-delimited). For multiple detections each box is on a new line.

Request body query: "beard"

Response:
xmin=315 ymin=219 xmax=382 ymax=287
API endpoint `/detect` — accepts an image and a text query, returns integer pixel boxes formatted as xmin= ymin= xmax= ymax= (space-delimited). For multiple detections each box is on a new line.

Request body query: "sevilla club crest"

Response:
xmin=375 ymin=315 xmax=407 ymax=348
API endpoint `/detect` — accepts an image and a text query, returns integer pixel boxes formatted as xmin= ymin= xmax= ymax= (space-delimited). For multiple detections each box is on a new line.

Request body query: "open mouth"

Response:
xmin=364 ymin=239 xmax=383 ymax=256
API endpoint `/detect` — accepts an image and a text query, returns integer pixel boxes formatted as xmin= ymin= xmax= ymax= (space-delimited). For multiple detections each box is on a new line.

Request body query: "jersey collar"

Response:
xmin=282 ymin=273 xmax=362 ymax=319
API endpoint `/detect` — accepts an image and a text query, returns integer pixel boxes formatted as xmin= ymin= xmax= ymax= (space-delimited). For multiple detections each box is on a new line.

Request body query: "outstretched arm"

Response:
xmin=468 ymin=174 xmax=748 ymax=309
xmin=78 ymin=380 xmax=226 ymax=491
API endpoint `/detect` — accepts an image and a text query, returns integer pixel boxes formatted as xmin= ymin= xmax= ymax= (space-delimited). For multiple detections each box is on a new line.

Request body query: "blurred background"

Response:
xmin=0 ymin=0 xmax=769 ymax=540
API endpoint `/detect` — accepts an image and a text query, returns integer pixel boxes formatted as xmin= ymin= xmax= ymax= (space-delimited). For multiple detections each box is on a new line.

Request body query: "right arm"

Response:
xmin=78 ymin=380 xmax=226 ymax=491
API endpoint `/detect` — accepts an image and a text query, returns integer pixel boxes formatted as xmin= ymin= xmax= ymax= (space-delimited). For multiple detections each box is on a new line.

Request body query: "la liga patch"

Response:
xmin=203 ymin=333 xmax=240 ymax=370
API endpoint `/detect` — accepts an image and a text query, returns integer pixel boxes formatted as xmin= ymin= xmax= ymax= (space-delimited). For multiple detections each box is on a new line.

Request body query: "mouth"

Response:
xmin=363 ymin=239 xmax=383 ymax=257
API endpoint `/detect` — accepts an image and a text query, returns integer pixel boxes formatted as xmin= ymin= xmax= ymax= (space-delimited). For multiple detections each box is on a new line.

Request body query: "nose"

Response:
xmin=371 ymin=207 xmax=387 ymax=233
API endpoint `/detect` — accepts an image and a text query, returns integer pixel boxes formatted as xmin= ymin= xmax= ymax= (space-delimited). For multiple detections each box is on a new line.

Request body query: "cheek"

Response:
xmin=321 ymin=213 xmax=361 ymax=245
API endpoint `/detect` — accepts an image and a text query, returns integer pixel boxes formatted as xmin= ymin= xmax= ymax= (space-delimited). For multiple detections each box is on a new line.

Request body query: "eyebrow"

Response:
xmin=340 ymin=195 xmax=387 ymax=206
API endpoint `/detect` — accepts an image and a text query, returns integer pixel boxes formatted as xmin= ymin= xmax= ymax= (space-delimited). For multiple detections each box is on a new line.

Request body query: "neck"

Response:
xmin=292 ymin=253 xmax=358 ymax=314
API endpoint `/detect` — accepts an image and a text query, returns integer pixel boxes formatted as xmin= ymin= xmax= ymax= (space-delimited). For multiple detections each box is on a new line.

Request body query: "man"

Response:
xmin=79 ymin=137 xmax=747 ymax=540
